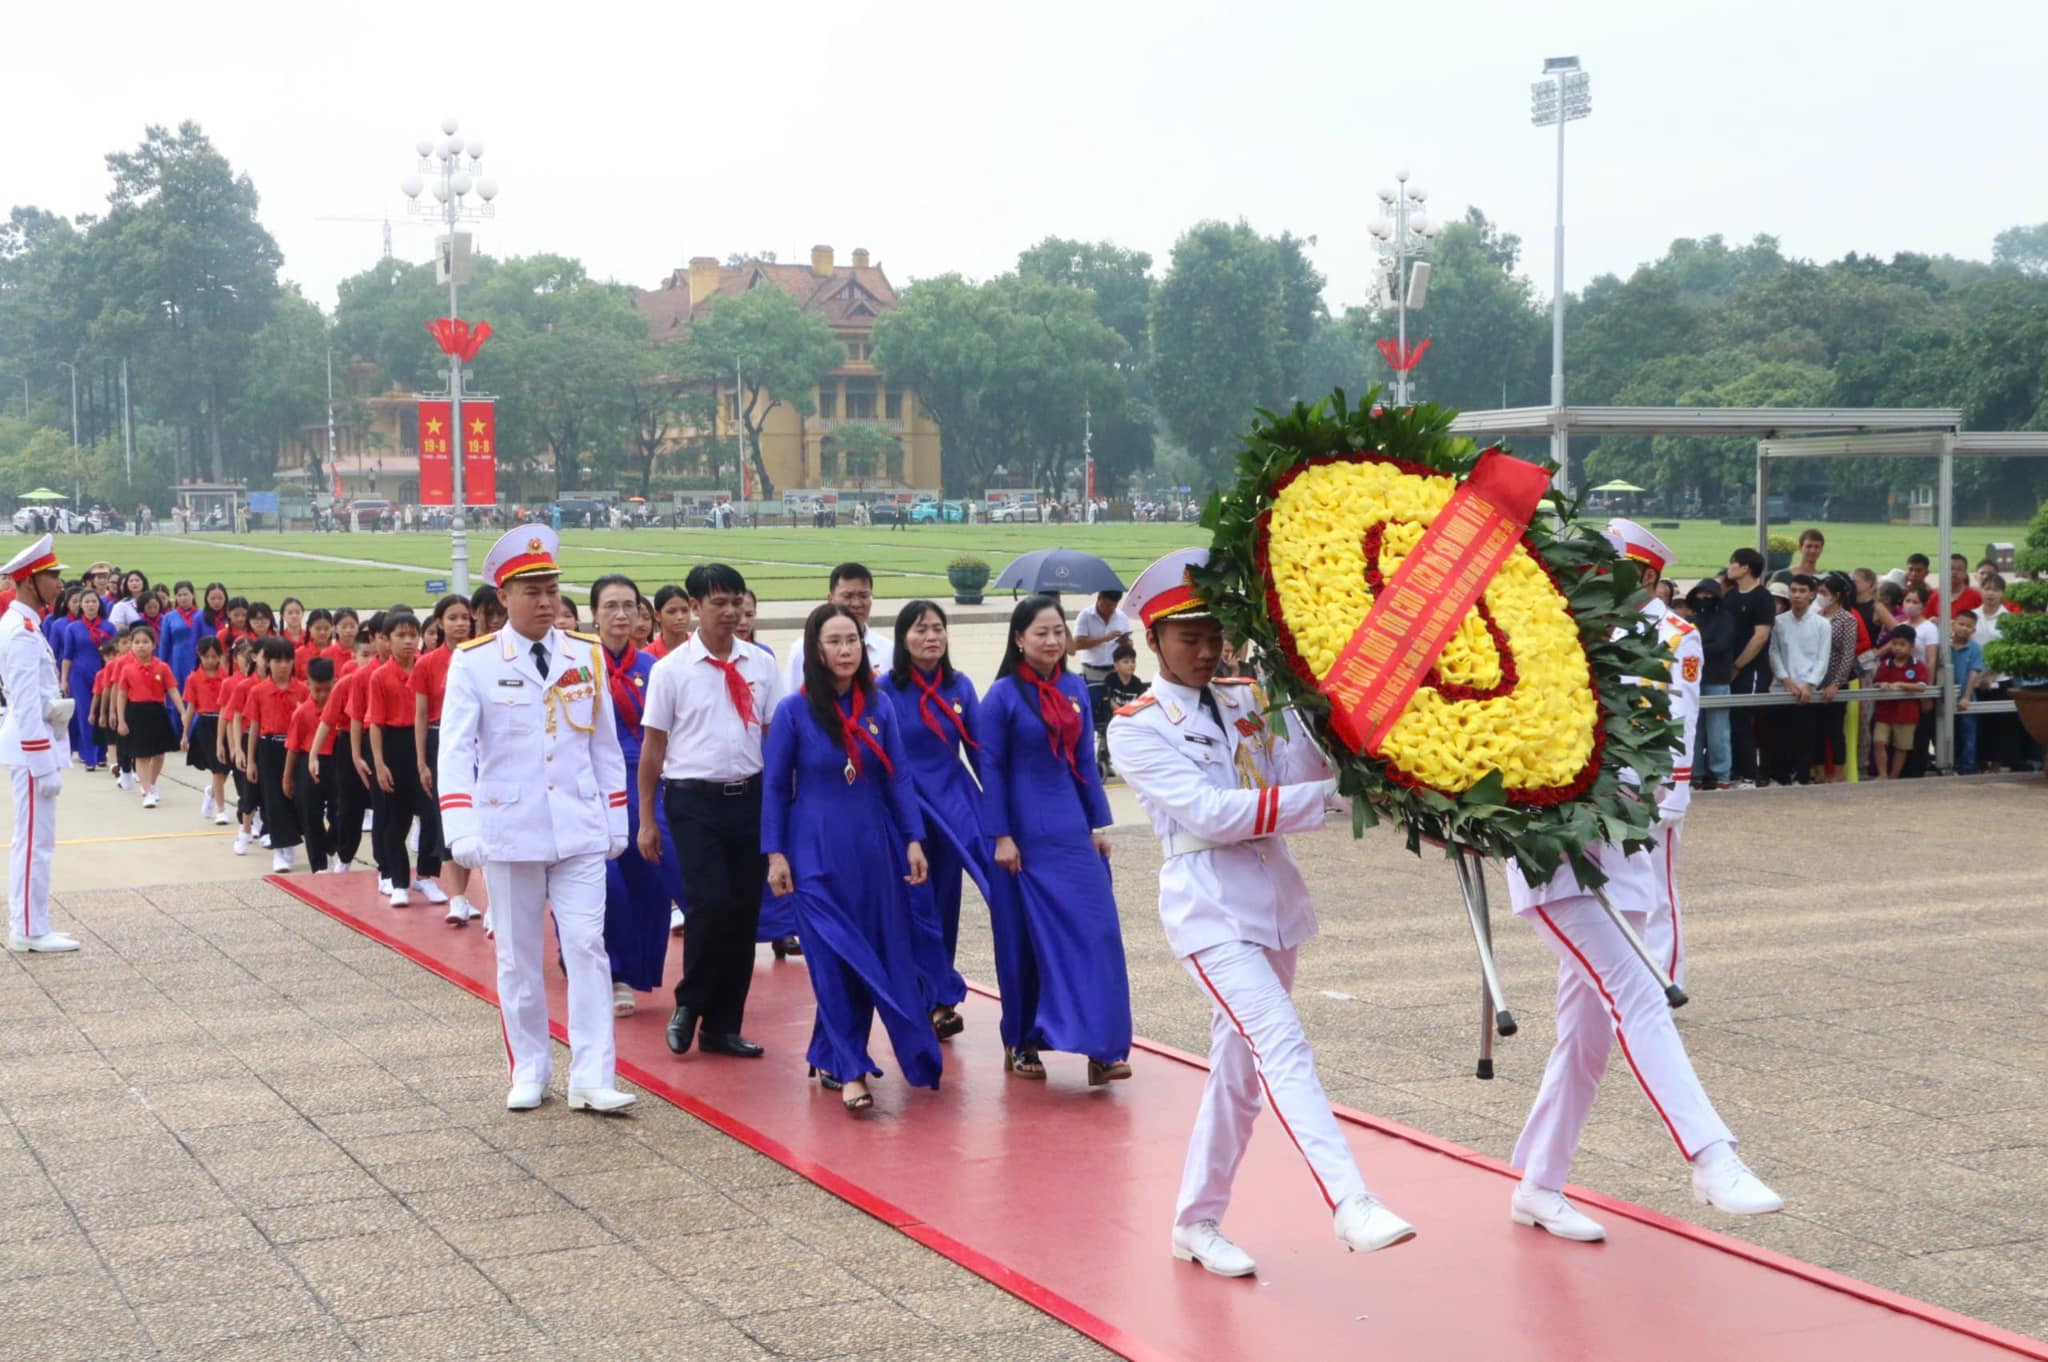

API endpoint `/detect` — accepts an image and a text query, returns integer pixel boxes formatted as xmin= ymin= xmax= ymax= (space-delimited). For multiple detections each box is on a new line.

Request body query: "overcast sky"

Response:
xmin=10 ymin=0 xmax=2043 ymax=318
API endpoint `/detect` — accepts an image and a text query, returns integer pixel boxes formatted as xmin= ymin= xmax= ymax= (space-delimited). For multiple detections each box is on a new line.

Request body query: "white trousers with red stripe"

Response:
xmin=1177 ymin=940 xmax=1367 ymax=1227
xmin=8 ymin=765 xmax=55 ymax=939
xmin=483 ymin=854 xmax=613 ymax=1092
xmin=1642 ymin=817 xmax=1686 ymax=988
xmin=1512 ymin=896 xmax=1733 ymax=1191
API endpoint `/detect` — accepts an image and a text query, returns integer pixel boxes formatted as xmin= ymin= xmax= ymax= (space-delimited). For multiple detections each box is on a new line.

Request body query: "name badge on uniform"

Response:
xmin=1184 ymin=733 xmax=1214 ymax=747
xmin=498 ymin=678 xmax=525 ymax=688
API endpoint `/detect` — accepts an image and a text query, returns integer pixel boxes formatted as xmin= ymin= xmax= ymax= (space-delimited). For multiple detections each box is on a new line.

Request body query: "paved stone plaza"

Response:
xmin=1 ymin=768 xmax=2042 ymax=1359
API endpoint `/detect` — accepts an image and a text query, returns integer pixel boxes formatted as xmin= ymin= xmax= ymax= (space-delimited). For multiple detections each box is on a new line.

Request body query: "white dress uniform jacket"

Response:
xmin=438 ymin=627 xmax=628 ymax=862
xmin=0 ymin=601 xmax=66 ymax=779
xmin=1107 ymin=677 xmax=1332 ymax=958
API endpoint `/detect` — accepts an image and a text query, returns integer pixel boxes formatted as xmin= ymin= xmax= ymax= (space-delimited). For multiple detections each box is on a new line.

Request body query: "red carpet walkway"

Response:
xmin=271 ymin=871 xmax=2047 ymax=1362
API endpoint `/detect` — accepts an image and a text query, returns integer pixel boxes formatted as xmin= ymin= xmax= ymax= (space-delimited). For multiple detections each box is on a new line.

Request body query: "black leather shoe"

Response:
xmin=665 ymin=1005 xmax=697 ymax=1055
xmin=699 ymin=1033 xmax=764 ymax=1058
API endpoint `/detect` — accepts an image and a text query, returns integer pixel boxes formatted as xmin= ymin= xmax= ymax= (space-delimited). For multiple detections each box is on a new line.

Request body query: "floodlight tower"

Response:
xmin=1531 ymin=55 xmax=1590 ymax=491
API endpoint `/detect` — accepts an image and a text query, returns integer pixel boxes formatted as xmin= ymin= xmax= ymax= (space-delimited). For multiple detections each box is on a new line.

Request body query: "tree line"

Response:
xmin=5 ymin=120 xmax=2046 ymax=511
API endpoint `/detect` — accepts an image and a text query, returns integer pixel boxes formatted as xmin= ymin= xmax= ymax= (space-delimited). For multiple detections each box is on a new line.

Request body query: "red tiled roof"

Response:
xmin=630 ymin=257 xmax=900 ymax=344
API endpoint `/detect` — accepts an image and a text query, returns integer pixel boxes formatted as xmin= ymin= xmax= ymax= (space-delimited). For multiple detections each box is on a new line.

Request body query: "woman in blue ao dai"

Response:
xmin=979 ymin=595 xmax=1133 ymax=1087
xmin=877 ymin=600 xmax=990 ymax=1039
xmin=762 ymin=604 xmax=941 ymax=1112
xmin=591 ymin=576 xmax=685 ymax=1013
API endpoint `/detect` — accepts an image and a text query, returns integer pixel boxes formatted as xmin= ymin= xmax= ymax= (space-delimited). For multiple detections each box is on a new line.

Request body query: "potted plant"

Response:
xmin=947 ymin=554 xmax=990 ymax=605
xmin=1766 ymin=533 xmax=1798 ymax=575
xmin=1984 ymin=501 xmax=2048 ymax=751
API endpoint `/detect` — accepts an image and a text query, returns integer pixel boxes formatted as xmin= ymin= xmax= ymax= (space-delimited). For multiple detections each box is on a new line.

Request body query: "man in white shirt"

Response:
xmin=640 ymin=563 xmax=784 ymax=1059
xmin=1069 ymin=590 xmax=1132 ymax=686
xmin=782 ymin=562 xmax=889 ymax=693
xmin=1766 ymin=574 xmax=1831 ymax=785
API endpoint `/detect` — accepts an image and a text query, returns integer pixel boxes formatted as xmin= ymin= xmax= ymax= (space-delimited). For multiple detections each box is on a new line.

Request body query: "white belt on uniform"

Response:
xmin=1162 ymin=831 xmax=1270 ymax=859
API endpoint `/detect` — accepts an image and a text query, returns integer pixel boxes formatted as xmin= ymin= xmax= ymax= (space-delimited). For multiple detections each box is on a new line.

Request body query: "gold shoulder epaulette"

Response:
xmin=567 ymin=630 xmax=602 ymax=645
xmin=1114 ymin=695 xmax=1158 ymax=718
xmin=458 ymin=632 xmax=496 ymax=651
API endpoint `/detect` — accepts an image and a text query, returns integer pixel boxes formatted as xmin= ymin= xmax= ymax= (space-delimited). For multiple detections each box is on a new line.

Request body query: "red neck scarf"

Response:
xmin=605 ymin=644 xmax=643 ymax=734
xmin=824 ymin=684 xmax=891 ymax=780
xmin=175 ymin=605 xmax=198 ymax=630
xmin=703 ymin=652 xmax=757 ymax=728
xmin=85 ymin=617 xmax=110 ymax=646
xmin=1019 ymin=666 xmax=1082 ymax=777
xmin=910 ymin=667 xmax=977 ymax=750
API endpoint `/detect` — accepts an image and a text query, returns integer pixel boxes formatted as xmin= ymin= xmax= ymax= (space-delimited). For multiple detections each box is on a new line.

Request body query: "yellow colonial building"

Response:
xmin=633 ymin=245 xmax=942 ymax=494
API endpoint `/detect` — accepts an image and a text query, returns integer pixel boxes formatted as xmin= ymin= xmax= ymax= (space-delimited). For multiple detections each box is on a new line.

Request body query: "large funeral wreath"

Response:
xmin=1194 ymin=392 xmax=1681 ymax=887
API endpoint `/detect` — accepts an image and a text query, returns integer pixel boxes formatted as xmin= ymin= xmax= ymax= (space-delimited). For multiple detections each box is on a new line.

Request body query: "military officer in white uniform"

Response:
xmin=438 ymin=526 xmax=635 ymax=1114
xmin=1604 ymin=518 xmax=1701 ymax=987
xmin=1502 ymin=521 xmax=1777 ymax=1242
xmin=1 ymin=536 xmax=79 ymax=953
xmin=1107 ymin=548 xmax=1415 ymax=1279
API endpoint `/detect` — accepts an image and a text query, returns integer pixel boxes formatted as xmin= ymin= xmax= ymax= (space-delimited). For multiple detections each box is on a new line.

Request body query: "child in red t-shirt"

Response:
xmin=113 ymin=623 xmax=179 ymax=808
xmin=283 ymin=656 xmax=341 ymax=873
xmin=366 ymin=611 xmax=445 ymax=906
xmin=219 ymin=640 xmax=264 ymax=853
xmin=89 ymin=638 xmax=124 ymax=777
xmin=245 ymin=637 xmax=310 ymax=872
xmin=1870 ymin=626 xmax=1928 ymax=780
xmin=182 ymin=635 xmax=233 ymax=824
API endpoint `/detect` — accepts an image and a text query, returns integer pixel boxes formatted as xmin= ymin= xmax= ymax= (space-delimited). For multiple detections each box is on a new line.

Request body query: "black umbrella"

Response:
xmin=991 ymin=548 xmax=1125 ymax=597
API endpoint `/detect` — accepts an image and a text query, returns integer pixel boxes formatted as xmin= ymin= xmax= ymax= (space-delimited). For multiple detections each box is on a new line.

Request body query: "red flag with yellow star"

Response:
xmin=462 ymin=401 xmax=496 ymax=506
xmin=418 ymin=401 xmax=453 ymax=505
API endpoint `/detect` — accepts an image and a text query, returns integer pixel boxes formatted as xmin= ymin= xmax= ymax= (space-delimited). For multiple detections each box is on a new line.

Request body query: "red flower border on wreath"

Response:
xmin=1251 ymin=450 xmax=1605 ymax=808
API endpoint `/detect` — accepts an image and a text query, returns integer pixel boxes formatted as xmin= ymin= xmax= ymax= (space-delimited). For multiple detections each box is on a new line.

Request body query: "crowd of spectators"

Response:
xmin=1669 ymin=529 xmax=2040 ymax=787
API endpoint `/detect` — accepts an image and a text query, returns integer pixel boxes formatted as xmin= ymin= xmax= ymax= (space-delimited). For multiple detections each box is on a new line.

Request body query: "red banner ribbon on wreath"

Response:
xmin=1318 ymin=448 xmax=1550 ymax=754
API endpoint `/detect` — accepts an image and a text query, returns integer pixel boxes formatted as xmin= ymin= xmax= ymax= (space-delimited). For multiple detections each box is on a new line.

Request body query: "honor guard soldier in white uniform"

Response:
xmin=2 ymin=537 xmax=79 ymax=953
xmin=438 ymin=527 xmax=635 ymax=1114
xmin=1503 ymin=519 xmax=1778 ymax=1242
xmin=1605 ymin=518 xmax=1701 ymax=987
xmin=1107 ymin=548 xmax=1415 ymax=1279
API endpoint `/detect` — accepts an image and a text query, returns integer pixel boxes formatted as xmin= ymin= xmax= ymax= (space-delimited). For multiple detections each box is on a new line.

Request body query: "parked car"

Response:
xmin=351 ymin=498 xmax=395 ymax=529
xmin=555 ymin=498 xmax=606 ymax=528
xmin=988 ymin=501 xmax=1042 ymax=524
xmin=868 ymin=502 xmax=905 ymax=526
xmin=911 ymin=500 xmax=966 ymax=525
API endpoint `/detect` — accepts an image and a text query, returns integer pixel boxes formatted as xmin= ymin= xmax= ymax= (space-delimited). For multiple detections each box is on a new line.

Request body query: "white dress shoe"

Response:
xmin=567 ymin=1087 xmax=636 ymax=1114
xmin=1691 ymin=1147 xmax=1783 ymax=1215
xmin=669 ymin=906 xmax=685 ymax=935
xmin=389 ymin=887 xmax=411 ymax=907
xmin=444 ymin=895 xmax=468 ymax=925
xmin=413 ymin=879 xmax=448 ymax=905
xmin=1171 ymin=1220 xmax=1256 ymax=1277
xmin=612 ymin=982 xmax=636 ymax=1017
xmin=1333 ymin=1193 xmax=1416 ymax=1254
xmin=505 ymin=1082 xmax=547 ymax=1111
xmin=1511 ymin=1182 xmax=1606 ymax=1242
xmin=7 ymin=932 xmax=80 ymax=954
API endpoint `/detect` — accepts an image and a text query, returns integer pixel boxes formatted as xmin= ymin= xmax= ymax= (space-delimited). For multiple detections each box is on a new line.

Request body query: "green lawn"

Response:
xmin=66 ymin=518 xmax=2029 ymax=612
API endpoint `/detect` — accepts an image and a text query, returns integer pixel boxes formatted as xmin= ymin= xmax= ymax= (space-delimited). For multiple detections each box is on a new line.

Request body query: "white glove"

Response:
xmin=448 ymin=835 xmax=484 ymax=870
xmin=607 ymin=835 xmax=629 ymax=861
xmin=35 ymin=770 xmax=62 ymax=799
xmin=43 ymin=698 xmax=74 ymax=726
xmin=1314 ymin=777 xmax=1340 ymax=801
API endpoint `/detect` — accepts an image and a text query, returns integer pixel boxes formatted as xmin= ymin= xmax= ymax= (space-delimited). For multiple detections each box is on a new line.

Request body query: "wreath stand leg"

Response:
xmin=1587 ymin=883 xmax=1690 ymax=1009
xmin=1452 ymin=849 xmax=1517 ymax=1079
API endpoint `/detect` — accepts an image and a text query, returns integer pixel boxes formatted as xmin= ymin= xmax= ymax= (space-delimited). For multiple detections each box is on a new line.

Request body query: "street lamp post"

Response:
xmin=1531 ymin=55 xmax=1591 ymax=492
xmin=1367 ymin=171 xmax=1438 ymax=406
xmin=400 ymin=118 xmax=498 ymax=595
xmin=56 ymin=361 xmax=81 ymax=507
